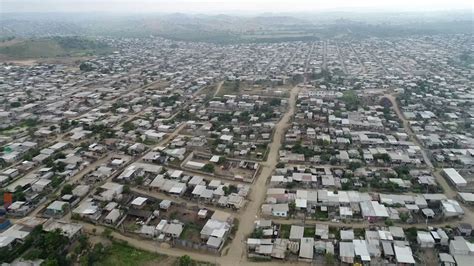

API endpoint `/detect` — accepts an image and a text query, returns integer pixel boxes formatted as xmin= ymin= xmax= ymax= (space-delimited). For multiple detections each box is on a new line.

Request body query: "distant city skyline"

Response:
xmin=1 ymin=0 xmax=472 ymax=13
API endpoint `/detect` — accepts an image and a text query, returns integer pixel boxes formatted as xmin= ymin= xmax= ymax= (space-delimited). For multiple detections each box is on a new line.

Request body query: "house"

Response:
xmin=315 ymin=224 xmax=329 ymax=240
xmin=341 ymin=230 xmax=355 ymax=241
xmin=2 ymin=168 xmax=19 ymax=178
xmin=394 ymin=245 xmax=415 ymax=265
xmin=44 ymin=201 xmax=69 ymax=217
xmin=381 ymin=241 xmax=394 ymax=259
xmin=72 ymin=200 xmax=100 ymax=220
xmin=201 ymin=220 xmax=228 ymax=240
xmin=130 ymin=197 xmax=148 ymax=209
xmin=441 ymin=199 xmax=464 ymax=217
xmin=289 ymin=225 xmax=304 ymax=241
xmin=0 ymin=235 xmax=15 ymax=249
xmin=442 ymin=168 xmax=467 ymax=189
xmin=457 ymin=223 xmax=472 ymax=236
xmin=449 ymin=236 xmax=474 ymax=266
xmin=31 ymin=179 xmax=52 ymax=192
xmin=389 ymin=226 xmax=406 ymax=240
xmin=436 ymin=228 xmax=449 ymax=246
xmin=439 ymin=253 xmax=456 ymax=266
xmin=417 ymin=231 xmax=435 ymax=248
xmin=72 ymin=185 xmax=90 ymax=198
xmin=261 ymin=204 xmax=289 ymax=217
xmin=353 ymin=239 xmax=371 ymax=263
xmin=360 ymin=201 xmax=389 ymax=222
xmin=138 ymin=225 xmax=156 ymax=238
xmin=271 ymin=238 xmax=288 ymax=259
xmin=43 ymin=220 xmax=83 ymax=239
xmin=97 ymin=182 xmax=123 ymax=201
xmin=458 ymin=193 xmax=474 ymax=205
xmin=299 ymin=238 xmax=314 ymax=261
xmin=7 ymin=201 xmax=30 ymax=216
xmin=0 ymin=175 xmax=9 ymax=185
xmin=0 ymin=224 xmax=31 ymax=246
xmin=156 ymin=220 xmax=183 ymax=238
xmin=159 ymin=200 xmax=172 ymax=210
xmin=220 ymin=134 xmax=233 ymax=143
xmin=339 ymin=242 xmax=355 ymax=264
xmin=104 ymin=209 xmax=121 ymax=225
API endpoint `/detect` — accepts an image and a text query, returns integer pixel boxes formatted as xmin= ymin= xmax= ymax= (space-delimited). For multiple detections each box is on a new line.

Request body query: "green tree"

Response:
xmin=123 ymin=185 xmax=131 ymax=194
xmin=10 ymin=102 xmax=21 ymax=108
xmin=61 ymin=184 xmax=73 ymax=195
xmin=276 ymin=162 xmax=285 ymax=168
xmin=289 ymin=202 xmax=296 ymax=216
xmin=134 ymin=176 xmax=144 ymax=186
xmin=348 ymin=161 xmax=362 ymax=171
xmin=400 ymin=212 xmax=409 ymax=223
xmin=0 ymin=158 xmax=7 ymax=167
xmin=102 ymin=228 xmax=113 ymax=239
xmin=122 ymin=121 xmax=136 ymax=132
xmin=178 ymin=255 xmax=193 ymax=266
xmin=250 ymin=228 xmax=264 ymax=238
xmin=325 ymin=253 xmax=335 ymax=265
xmin=13 ymin=186 xmax=25 ymax=201
xmin=202 ymin=164 xmax=215 ymax=173
xmin=79 ymin=62 xmax=94 ymax=72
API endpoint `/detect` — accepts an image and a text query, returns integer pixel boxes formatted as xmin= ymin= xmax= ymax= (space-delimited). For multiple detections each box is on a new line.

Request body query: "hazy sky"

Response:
xmin=1 ymin=0 xmax=472 ymax=13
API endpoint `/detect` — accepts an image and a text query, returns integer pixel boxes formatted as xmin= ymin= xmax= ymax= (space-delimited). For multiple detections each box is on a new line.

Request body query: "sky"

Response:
xmin=1 ymin=0 xmax=472 ymax=13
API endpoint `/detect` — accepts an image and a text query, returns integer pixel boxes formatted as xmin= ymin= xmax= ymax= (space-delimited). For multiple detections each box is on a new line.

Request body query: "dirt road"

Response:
xmin=66 ymin=88 xmax=474 ymax=265
xmin=77 ymin=85 xmax=302 ymax=266
xmin=223 ymin=86 xmax=299 ymax=265
xmin=385 ymin=94 xmax=474 ymax=224
xmin=384 ymin=94 xmax=433 ymax=168
xmin=213 ymin=81 xmax=224 ymax=98
xmin=28 ymin=154 xmax=112 ymax=217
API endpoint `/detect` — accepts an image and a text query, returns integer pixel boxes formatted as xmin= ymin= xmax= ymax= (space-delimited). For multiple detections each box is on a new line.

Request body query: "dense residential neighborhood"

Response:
xmin=0 ymin=14 xmax=473 ymax=265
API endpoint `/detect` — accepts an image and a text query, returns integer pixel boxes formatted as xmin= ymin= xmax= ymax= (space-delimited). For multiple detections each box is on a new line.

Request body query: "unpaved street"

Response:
xmin=386 ymin=93 xmax=474 ymax=224
xmin=223 ymin=86 xmax=300 ymax=265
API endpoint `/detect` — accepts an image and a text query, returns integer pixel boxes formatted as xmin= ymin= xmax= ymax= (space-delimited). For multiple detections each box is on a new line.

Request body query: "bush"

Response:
xmin=102 ymin=228 xmax=113 ymax=239
xmin=250 ymin=228 xmax=264 ymax=238
xmin=178 ymin=255 xmax=194 ymax=266
xmin=202 ymin=163 xmax=215 ymax=173
xmin=61 ymin=184 xmax=73 ymax=195
xmin=276 ymin=162 xmax=285 ymax=168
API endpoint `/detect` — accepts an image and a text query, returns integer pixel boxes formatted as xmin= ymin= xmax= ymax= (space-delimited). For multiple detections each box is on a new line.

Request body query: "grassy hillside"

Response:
xmin=0 ymin=36 xmax=111 ymax=59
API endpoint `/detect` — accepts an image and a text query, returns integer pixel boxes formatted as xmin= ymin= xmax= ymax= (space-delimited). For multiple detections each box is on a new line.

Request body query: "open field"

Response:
xmin=97 ymin=241 xmax=170 ymax=266
xmin=0 ymin=37 xmax=112 ymax=59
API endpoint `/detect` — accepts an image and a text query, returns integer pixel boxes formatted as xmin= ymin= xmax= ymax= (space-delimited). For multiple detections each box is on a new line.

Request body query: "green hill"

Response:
xmin=0 ymin=36 xmax=111 ymax=59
